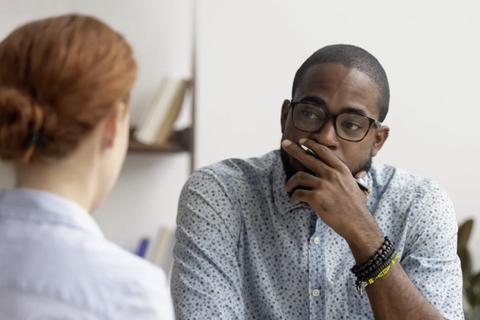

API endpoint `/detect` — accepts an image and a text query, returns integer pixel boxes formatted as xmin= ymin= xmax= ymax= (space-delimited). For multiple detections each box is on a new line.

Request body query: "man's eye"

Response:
xmin=301 ymin=110 xmax=320 ymax=120
xmin=341 ymin=121 xmax=362 ymax=131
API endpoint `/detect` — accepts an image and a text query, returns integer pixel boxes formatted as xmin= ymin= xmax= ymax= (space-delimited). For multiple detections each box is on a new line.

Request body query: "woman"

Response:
xmin=0 ymin=14 xmax=175 ymax=319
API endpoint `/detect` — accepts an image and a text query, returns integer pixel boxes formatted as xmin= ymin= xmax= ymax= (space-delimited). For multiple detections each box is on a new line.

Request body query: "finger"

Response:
xmin=298 ymin=138 xmax=345 ymax=171
xmin=281 ymin=139 xmax=326 ymax=174
xmin=353 ymin=171 xmax=370 ymax=194
xmin=290 ymin=188 xmax=315 ymax=205
xmin=354 ymin=171 xmax=367 ymax=180
xmin=285 ymin=171 xmax=320 ymax=193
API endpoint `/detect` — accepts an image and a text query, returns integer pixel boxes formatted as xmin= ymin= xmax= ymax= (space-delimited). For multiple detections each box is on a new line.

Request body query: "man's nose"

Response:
xmin=310 ymin=118 xmax=338 ymax=148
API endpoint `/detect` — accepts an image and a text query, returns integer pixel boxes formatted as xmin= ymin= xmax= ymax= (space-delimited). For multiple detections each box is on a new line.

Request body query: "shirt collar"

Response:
xmin=0 ymin=188 xmax=104 ymax=238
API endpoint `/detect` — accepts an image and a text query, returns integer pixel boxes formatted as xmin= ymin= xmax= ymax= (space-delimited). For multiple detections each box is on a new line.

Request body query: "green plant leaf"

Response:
xmin=458 ymin=218 xmax=480 ymax=313
xmin=458 ymin=247 xmax=472 ymax=278
xmin=472 ymin=273 xmax=480 ymax=308
xmin=465 ymin=307 xmax=480 ymax=320
xmin=458 ymin=219 xmax=474 ymax=248
xmin=472 ymin=272 xmax=480 ymax=287
xmin=466 ymin=287 xmax=477 ymax=309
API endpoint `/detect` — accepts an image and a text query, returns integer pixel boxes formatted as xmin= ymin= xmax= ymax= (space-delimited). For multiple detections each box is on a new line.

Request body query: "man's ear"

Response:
xmin=101 ymin=102 xmax=125 ymax=149
xmin=280 ymin=99 xmax=291 ymax=133
xmin=372 ymin=125 xmax=390 ymax=157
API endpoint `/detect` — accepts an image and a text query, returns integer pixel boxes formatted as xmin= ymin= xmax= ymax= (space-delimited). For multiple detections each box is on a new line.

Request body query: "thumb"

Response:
xmin=354 ymin=170 xmax=367 ymax=180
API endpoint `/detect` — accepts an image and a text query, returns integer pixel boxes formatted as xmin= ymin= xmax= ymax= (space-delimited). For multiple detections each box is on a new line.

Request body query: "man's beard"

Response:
xmin=280 ymin=144 xmax=373 ymax=183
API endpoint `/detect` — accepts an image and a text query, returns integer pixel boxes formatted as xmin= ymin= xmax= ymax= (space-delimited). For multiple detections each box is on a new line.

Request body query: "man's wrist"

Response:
xmin=345 ymin=217 xmax=384 ymax=265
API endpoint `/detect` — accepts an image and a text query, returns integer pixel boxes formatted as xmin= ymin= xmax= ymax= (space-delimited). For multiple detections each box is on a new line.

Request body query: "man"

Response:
xmin=171 ymin=44 xmax=463 ymax=319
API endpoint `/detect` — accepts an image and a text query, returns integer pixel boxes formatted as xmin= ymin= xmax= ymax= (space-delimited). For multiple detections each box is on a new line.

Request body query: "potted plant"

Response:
xmin=457 ymin=218 xmax=480 ymax=320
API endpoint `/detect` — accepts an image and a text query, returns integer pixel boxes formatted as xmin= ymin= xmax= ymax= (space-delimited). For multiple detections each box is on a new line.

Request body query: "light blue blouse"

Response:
xmin=0 ymin=188 xmax=174 ymax=320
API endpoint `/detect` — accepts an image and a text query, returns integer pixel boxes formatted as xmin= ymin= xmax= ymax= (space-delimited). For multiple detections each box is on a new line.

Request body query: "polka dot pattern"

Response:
xmin=171 ymin=150 xmax=464 ymax=319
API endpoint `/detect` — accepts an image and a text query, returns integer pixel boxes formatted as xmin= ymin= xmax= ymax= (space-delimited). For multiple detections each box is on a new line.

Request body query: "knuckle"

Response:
xmin=324 ymin=168 xmax=337 ymax=179
xmin=318 ymin=144 xmax=329 ymax=152
xmin=292 ymin=189 xmax=307 ymax=202
xmin=331 ymin=171 xmax=342 ymax=181
xmin=315 ymin=144 xmax=329 ymax=154
xmin=298 ymin=171 xmax=311 ymax=180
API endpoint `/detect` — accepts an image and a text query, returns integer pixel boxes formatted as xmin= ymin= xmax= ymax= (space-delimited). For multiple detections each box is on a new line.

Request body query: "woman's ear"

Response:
xmin=101 ymin=102 xmax=126 ymax=149
xmin=372 ymin=125 xmax=390 ymax=157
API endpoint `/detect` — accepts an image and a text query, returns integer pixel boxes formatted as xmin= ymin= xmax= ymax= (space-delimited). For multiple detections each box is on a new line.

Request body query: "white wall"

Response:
xmin=0 ymin=0 xmax=193 ymax=251
xmin=195 ymin=0 xmax=480 ymax=270
xmin=1 ymin=0 xmax=479 ymax=270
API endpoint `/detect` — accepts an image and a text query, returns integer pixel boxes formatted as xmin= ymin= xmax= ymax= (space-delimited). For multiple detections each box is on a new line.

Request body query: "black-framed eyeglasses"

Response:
xmin=290 ymin=100 xmax=382 ymax=142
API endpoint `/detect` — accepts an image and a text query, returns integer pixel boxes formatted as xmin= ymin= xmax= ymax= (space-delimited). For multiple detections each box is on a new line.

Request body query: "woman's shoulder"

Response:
xmin=0 ymin=221 xmax=172 ymax=319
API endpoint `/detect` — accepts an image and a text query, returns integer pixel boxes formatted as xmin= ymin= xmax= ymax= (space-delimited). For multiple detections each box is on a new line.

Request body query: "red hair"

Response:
xmin=0 ymin=14 xmax=137 ymax=162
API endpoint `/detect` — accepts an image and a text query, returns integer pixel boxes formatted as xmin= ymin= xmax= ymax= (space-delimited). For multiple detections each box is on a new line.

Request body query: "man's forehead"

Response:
xmin=302 ymin=63 xmax=374 ymax=86
xmin=295 ymin=63 xmax=380 ymax=116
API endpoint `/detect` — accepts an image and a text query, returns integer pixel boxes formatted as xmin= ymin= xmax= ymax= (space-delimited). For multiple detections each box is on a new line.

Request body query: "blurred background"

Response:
xmin=0 ymin=0 xmax=479 ymax=271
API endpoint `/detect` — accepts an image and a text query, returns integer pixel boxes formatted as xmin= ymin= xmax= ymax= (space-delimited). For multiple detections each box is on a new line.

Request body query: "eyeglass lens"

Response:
xmin=292 ymin=103 xmax=371 ymax=141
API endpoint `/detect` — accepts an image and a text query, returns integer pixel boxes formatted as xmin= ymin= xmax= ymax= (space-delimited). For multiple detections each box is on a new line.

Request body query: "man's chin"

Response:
xmin=351 ymin=153 xmax=373 ymax=177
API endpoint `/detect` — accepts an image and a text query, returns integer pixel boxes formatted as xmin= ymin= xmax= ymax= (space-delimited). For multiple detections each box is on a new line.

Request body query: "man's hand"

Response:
xmin=281 ymin=138 xmax=383 ymax=262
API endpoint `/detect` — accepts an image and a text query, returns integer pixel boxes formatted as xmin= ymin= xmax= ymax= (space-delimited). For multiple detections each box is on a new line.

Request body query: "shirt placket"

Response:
xmin=308 ymin=215 xmax=326 ymax=319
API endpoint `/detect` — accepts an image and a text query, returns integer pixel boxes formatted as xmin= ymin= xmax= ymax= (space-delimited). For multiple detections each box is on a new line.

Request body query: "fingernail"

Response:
xmin=282 ymin=139 xmax=292 ymax=147
xmin=355 ymin=171 xmax=367 ymax=179
xmin=299 ymin=138 xmax=307 ymax=144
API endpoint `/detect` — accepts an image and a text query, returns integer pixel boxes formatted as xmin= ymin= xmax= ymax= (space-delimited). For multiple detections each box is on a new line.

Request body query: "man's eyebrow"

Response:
xmin=299 ymin=97 xmax=368 ymax=116
xmin=300 ymin=96 xmax=327 ymax=106
xmin=341 ymin=107 xmax=367 ymax=116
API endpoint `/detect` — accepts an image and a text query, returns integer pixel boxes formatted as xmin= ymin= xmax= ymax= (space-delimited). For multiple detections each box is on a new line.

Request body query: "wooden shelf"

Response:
xmin=127 ymin=11 xmax=196 ymax=174
xmin=128 ymin=127 xmax=190 ymax=153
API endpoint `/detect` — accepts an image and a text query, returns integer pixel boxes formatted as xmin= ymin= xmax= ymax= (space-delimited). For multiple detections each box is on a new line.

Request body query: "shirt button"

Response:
xmin=313 ymin=237 xmax=321 ymax=244
xmin=312 ymin=289 xmax=320 ymax=297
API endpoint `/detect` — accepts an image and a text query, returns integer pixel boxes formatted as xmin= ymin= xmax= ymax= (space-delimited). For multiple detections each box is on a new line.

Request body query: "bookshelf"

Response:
xmin=127 ymin=0 xmax=197 ymax=174
xmin=128 ymin=123 xmax=195 ymax=173
xmin=128 ymin=128 xmax=190 ymax=153
xmin=127 ymin=3 xmax=197 ymax=175
xmin=115 ymin=0 xmax=196 ymax=255
xmin=127 ymin=78 xmax=196 ymax=174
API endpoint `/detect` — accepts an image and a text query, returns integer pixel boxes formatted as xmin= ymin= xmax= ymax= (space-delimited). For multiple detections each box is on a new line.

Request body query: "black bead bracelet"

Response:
xmin=356 ymin=249 xmax=397 ymax=281
xmin=350 ymin=236 xmax=395 ymax=280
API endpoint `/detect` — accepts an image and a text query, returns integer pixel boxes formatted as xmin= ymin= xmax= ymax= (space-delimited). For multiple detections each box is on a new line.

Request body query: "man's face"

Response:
xmin=280 ymin=63 xmax=389 ymax=179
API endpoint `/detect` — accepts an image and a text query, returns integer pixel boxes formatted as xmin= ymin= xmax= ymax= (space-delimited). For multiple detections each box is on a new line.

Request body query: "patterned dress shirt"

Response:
xmin=0 ymin=188 xmax=175 ymax=320
xmin=171 ymin=149 xmax=464 ymax=320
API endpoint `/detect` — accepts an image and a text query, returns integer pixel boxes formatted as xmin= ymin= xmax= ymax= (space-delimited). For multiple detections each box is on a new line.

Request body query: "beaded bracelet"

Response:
xmin=350 ymin=236 xmax=398 ymax=295
xmin=367 ymin=253 xmax=399 ymax=284
xmin=356 ymin=249 xmax=397 ymax=282
xmin=350 ymin=236 xmax=394 ymax=279
xmin=355 ymin=253 xmax=399 ymax=295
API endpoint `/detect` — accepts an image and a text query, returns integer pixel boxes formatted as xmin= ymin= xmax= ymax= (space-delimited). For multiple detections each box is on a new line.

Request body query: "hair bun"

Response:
xmin=0 ymin=87 xmax=39 ymax=160
xmin=0 ymin=14 xmax=137 ymax=163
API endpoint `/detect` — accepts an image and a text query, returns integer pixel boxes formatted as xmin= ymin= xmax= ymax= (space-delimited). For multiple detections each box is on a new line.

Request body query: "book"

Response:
xmin=144 ymin=226 xmax=176 ymax=275
xmin=157 ymin=228 xmax=176 ymax=275
xmin=134 ymin=237 xmax=149 ymax=258
xmin=144 ymin=226 xmax=165 ymax=261
xmin=151 ymin=228 xmax=171 ymax=266
xmin=134 ymin=76 xmax=188 ymax=145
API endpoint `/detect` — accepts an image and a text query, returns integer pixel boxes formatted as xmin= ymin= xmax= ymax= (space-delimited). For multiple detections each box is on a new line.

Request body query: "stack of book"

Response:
xmin=135 ymin=226 xmax=176 ymax=275
xmin=134 ymin=76 xmax=189 ymax=145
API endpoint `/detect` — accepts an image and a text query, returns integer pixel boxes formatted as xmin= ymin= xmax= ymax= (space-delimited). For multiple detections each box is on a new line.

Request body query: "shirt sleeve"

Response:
xmin=171 ymin=168 xmax=245 ymax=319
xmin=401 ymin=182 xmax=464 ymax=320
